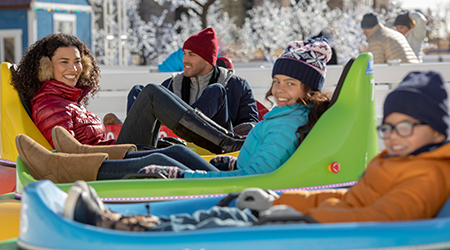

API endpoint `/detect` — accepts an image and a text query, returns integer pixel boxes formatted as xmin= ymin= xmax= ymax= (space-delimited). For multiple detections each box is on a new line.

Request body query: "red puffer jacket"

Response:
xmin=31 ymin=80 xmax=115 ymax=148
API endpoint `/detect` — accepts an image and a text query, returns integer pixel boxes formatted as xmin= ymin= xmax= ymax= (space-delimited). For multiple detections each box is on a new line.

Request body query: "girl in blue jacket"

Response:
xmin=16 ymin=38 xmax=333 ymax=182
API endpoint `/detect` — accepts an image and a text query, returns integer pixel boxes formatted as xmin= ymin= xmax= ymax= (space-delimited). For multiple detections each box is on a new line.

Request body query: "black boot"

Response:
xmin=173 ymin=108 xmax=246 ymax=154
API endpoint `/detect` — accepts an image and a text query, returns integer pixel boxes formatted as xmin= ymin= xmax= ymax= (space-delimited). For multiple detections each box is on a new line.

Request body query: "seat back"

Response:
xmin=327 ymin=58 xmax=354 ymax=109
xmin=0 ymin=62 xmax=52 ymax=162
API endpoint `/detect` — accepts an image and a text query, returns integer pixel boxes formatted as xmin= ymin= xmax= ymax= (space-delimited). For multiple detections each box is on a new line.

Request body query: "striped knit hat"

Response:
xmin=272 ymin=38 xmax=332 ymax=91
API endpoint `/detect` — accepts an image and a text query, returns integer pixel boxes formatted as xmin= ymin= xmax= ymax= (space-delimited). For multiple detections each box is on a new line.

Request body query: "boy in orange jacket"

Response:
xmin=238 ymin=71 xmax=450 ymax=223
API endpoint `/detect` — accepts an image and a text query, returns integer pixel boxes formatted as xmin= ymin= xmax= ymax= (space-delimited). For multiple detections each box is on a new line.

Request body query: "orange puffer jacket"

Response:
xmin=273 ymin=142 xmax=450 ymax=223
xmin=31 ymin=80 xmax=115 ymax=147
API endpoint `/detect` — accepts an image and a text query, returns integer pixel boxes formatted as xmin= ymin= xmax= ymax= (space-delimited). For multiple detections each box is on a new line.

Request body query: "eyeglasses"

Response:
xmin=377 ymin=121 xmax=426 ymax=139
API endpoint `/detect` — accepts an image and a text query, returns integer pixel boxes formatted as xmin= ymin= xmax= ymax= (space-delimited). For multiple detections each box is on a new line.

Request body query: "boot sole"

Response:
xmin=63 ymin=186 xmax=83 ymax=220
xmin=73 ymin=181 xmax=108 ymax=213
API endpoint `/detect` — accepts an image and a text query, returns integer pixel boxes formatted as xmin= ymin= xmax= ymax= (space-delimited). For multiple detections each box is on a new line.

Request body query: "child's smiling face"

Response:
xmin=383 ymin=112 xmax=446 ymax=157
xmin=271 ymin=74 xmax=306 ymax=108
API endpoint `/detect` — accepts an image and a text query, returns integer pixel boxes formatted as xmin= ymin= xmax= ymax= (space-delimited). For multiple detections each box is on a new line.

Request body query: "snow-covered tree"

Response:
xmin=127 ymin=0 xmax=174 ymax=65
xmin=326 ymin=1 xmax=370 ymax=64
xmin=91 ymin=0 xmax=128 ymax=65
xmin=205 ymin=2 xmax=241 ymax=58
xmin=427 ymin=3 xmax=450 ymax=41
xmin=154 ymin=0 xmax=218 ymax=29
xmin=236 ymin=0 xmax=365 ymax=64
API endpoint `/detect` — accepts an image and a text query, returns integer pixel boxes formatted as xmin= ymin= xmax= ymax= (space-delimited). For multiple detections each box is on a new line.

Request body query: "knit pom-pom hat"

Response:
xmin=182 ymin=27 xmax=218 ymax=66
xmin=272 ymin=37 xmax=332 ymax=91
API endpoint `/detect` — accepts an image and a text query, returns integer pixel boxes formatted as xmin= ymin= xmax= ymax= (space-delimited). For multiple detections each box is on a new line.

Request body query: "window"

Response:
xmin=0 ymin=29 xmax=22 ymax=64
xmin=53 ymin=13 xmax=76 ymax=35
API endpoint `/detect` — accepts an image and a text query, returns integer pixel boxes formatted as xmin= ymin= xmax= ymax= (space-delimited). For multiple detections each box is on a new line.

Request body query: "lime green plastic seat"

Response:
xmin=15 ymin=53 xmax=378 ymax=199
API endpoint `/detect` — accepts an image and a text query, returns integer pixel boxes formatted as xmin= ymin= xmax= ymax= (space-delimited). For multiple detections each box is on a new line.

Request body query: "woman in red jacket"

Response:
xmin=11 ymin=33 xmax=114 ymax=148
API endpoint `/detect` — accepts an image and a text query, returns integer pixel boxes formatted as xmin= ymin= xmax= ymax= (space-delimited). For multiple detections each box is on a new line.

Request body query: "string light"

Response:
xmin=34 ymin=7 xmax=90 ymax=14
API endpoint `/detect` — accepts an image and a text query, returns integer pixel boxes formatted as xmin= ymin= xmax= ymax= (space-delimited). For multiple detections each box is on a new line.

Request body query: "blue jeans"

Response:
xmin=191 ymin=83 xmax=229 ymax=130
xmin=96 ymin=145 xmax=219 ymax=180
xmin=124 ymin=83 xmax=230 ymax=136
xmin=147 ymin=206 xmax=257 ymax=232
xmin=126 ymin=85 xmax=144 ymax=115
xmin=117 ymin=84 xmax=192 ymax=146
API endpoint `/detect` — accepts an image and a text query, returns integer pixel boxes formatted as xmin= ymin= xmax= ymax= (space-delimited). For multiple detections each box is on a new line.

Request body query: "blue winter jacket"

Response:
xmin=184 ymin=104 xmax=310 ymax=178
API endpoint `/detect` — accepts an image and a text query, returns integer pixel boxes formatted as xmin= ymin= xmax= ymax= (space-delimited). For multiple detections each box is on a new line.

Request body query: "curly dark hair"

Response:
xmin=11 ymin=33 xmax=101 ymax=105
xmin=265 ymin=81 xmax=331 ymax=147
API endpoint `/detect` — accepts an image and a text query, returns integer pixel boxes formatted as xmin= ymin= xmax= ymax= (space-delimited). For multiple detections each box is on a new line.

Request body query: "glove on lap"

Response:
xmin=233 ymin=122 xmax=255 ymax=135
xmin=209 ymin=155 xmax=237 ymax=171
xmin=138 ymin=165 xmax=184 ymax=178
xmin=236 ymin=188 xmax=279 ymax=211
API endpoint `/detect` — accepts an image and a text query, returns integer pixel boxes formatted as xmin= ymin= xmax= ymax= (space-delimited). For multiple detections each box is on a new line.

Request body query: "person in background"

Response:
xmin=394 ymin=10 xmax=427 ymax=62
xmin=157 ymin=48 xmax=230 ymax=72
xmin=157 ymin=47 xmax=184 ymax=73
xmin=361 ymin=13 xmax=419 ymax=64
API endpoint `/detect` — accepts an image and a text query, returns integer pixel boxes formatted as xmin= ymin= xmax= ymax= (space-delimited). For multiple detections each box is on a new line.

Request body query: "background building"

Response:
xmin=0 ymin=0 xmax=95 ymax=64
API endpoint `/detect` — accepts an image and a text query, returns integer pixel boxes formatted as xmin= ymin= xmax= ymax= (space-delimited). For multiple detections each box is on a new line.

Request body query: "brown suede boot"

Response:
xmin=15 ymin=134 xmax=108 ymax=183
xmin=52 ymin=126 xmax=137 ymax=160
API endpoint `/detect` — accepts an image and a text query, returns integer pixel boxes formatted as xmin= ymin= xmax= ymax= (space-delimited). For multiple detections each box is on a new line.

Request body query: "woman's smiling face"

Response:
xmin=51 ymin=46 xmax=82 ymax=87
xmin=271 ymin=74 xmax=306 ymax=107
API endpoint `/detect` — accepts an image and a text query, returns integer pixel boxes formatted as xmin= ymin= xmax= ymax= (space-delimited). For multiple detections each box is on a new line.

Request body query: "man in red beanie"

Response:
xmin=116 ymin=28 xmax=258 ymax=154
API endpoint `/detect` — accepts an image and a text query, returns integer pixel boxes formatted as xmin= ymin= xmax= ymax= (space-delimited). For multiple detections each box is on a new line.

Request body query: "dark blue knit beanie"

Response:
xmin=361 ymin=13 xmax=379 ymax=29
xmin=394 ymin=12 xmax=412 ymax=28
xmin=383 ymin=71 xmax=449 ymax=137
xmin=272 ymin=38 xmax=332 ymax=91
